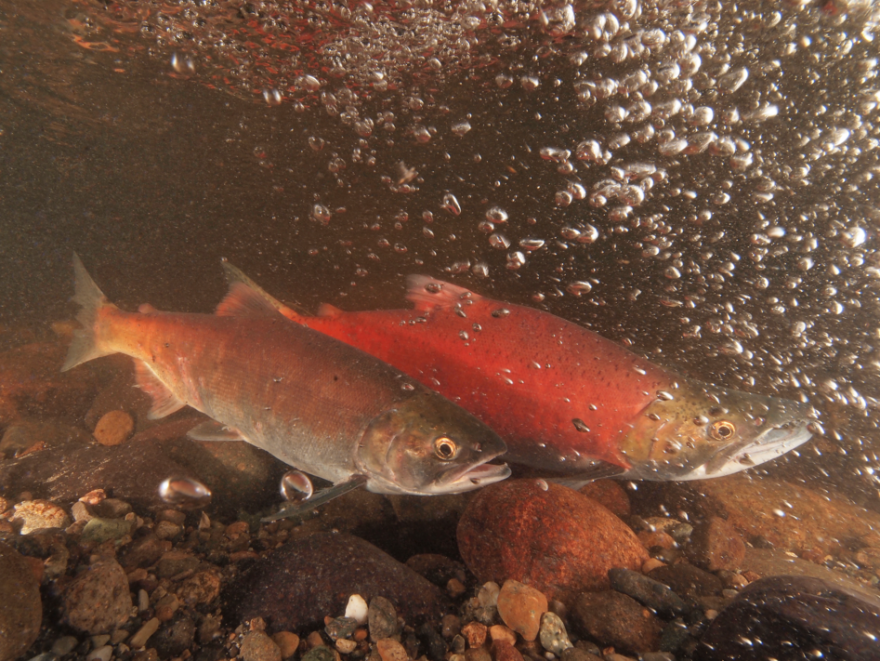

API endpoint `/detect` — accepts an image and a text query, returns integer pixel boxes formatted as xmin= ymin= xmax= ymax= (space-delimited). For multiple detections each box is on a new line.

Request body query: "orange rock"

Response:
xmin=457 ymin=480 xmax=648 ymax=605
xmin=496 ymin=580 xmax=548 ymax=642
xmin=687 ymin=516 xmax=746 ymax=572
xmin=272 ymin=631 xmax=300 ymax=659
xmin=461 ymin=621 xmax=487 ymax=648
xmin=578 ymin=480 xmax=631 ymax=517
xmin=492 ymin=641 xmax=524 ymax=661
xmin=488 ymin=625 xmax=517 ymax=647
xmin=93 ymin=410 xmax=134 ymax=446
xmin=376 ymin=638 xmax=409 ymax=661
xmin=637 ymin=530 xmax=676 ymax=550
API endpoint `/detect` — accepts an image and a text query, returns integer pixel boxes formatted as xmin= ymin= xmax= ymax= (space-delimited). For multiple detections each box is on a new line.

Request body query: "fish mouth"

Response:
xmin=677 ymin=420 xmax=814 ymax=481
xmin=429 ymin=460 xmax=512 ymax=494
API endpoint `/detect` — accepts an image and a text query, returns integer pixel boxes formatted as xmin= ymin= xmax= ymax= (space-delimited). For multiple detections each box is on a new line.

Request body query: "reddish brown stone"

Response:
xmin=496 ymin=580 xmax=548 ymax=642
xmin=572 ymin=591 xmax=662 ymax=655
xmin=93 ymin=410 xmax=134 ymax=446
xmin=578 ymin=480 xmax=631 ymax=518
xmin=457 ymin=480 xmax=648 ymax=605
xmin=688 ymin=516 xmax=746 ymax=571
xmin=637 ymin=530 xmax=677 ymax=550
xmin=493 ymin=641 xmax=524 ymax=661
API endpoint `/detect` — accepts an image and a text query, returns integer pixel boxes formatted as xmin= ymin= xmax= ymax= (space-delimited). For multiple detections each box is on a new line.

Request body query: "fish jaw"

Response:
xmin=355 ymin=390 xmax=511 ymax=495
xmin=617 ymin=379 xmax=815 ymax=481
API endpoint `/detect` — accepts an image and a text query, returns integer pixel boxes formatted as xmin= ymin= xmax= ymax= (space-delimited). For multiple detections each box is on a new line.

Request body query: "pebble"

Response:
xmin=93 ymin=410 xmax=134 ymax=446
xmin=271 ymin=632 xmax=300 ymax=659
xmin=13 ymin=500 xmax=71 ymax=534
xmin=175 ymin=568 xmax=222 ymax=606
xmin=0 ymin=542 xmax=42 ymax=661
xmin=458 ymin=480 xmax=648 ymax=604
xmin=86 ymin=645 xmax=113 ymax=661
xmin=325 ymin=617 xmax=358 ymax=640
xmin=335 ymin=638 xmax=357 ymax=654
xmin=61 ymin=558 xmax=132 ymax=634
xmin=368 ymin=596 xmax=399 ymax=641
xmin=607 ymin=568 xmax=688 ymax=617
xmin=129 ymin=617 xmax=160 ymax=648
xmin=572 ymin=590 xmax=663 ymax=654
xmin=80 ymin=517 xmax=134 ymax=544
xmin=345 ymin=594 xmax=368 ymax=624
xmin=154 ymin=520 xmax=183 ymax=540
xmin=461 ymin=621 xmax=487 ymax=648
xmin=241 ymin=631 xmax=282 ymax=661
xmin=560 ymin=648 xmax=602 ymax=661
xmin=538 ymin=611 xmax=572 ymax=655
xmin=642 ymin=558 xmax=666 ymax=573
xmin=51 ymin=636 xmax=79 ymax=656
xmin=464 ymin=648 xmax=491 ymax=661
xmin=492 ymin=640 xmax=524 ymax=661
xmin=376 ymin=637 xmax=408 ymax=661
xmin=301 ymin=647 xmax=335 ymax=661
xmin=496 ymin=579 xmax=548 ymax=641
xmin=156 ymin=550 xmax=200 ymax=578
xmin=488 ymin=624 xmax=516 ymax=646
xmin=687 ymin=516 xmax=746 ymax=572
xmin=441 ymin=613 xmax=461 ymax=639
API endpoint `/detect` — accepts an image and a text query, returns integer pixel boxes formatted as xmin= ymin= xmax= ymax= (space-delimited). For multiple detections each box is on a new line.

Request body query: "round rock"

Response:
xmin=93 ymin=410 xmax=134 ymax=446
xmin=457 ymin=480 xmax=648 ymax=604
xmin=61 ymin=558 xmax=132 ymax=634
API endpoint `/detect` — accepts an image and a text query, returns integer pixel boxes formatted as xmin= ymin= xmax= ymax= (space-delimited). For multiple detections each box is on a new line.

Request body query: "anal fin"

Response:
xmin=134 ymin=361 xmax=186 ymax=419
xmin=187 ymin=420 xmax=245 ymax=442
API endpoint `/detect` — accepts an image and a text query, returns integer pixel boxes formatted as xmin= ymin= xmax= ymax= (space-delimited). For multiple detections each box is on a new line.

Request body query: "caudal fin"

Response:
xmin=61 ymin=254 xmax=115 ymax=372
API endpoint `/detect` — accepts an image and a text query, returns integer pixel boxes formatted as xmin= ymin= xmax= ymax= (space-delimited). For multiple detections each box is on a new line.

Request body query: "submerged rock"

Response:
xmin=495 ymin=579 xmax=547 ymax=642
xmin=227 ymin=532 xmax=450 ymax=631
xmin=572 ymin=590 xmax=663 ymax=655
xmin=695 ymin=575 xmax=880 ymax=661
xmin=457 ymin=480 xmax=647 ymax=604
xmin=0 ymin=542 xmax=42 ymax=661
xmin=687 ymin=517 xmax=746 ymax=572
xmin=61 ymin=557 xmax=132 ymax=634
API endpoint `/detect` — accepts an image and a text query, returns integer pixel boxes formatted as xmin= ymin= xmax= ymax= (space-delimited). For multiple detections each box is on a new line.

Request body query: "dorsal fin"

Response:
xmin=220 ymin=260 xmax=307 ymax=321
xmin=405 ymin=275 xmax=480 ymax=313
xmin=133 ymin=361 xmax=186 ymax=419
xmin=216 ymin=282 xmax=284 ymax=318
xmin=318 ymin=303 xmax=343 ymax=317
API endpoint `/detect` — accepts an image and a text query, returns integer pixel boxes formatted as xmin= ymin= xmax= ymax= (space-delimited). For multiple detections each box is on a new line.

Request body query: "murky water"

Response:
xmin=2 ymin=0 xmax=880 ymax=657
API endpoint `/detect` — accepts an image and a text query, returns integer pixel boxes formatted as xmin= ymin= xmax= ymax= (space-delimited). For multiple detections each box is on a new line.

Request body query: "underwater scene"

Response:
xmin=2 ymin=0 xmax=880 ymax=659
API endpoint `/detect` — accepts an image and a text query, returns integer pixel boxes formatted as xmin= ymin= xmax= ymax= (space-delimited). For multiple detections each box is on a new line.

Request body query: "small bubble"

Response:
xmin=280 ymin=470 xmax=314 ymax=503
xmin=441 ymin=193 xmax=462 ymax=216
xmin=159 ymin=476 xmax=211 ymax=505
xmin=506 ymin=251 xmax=526 ymax=270
xmin=451 ymin=121 xmax=472 ymax=136
xmin=311 ymin=204 xmax=331 ymax=225
xmin=263 ymin=89 xmax=283 ymax=106
xmin=567 ymin=281 xmax=593 ymax=296
xmin=489 ymin=233 xmax=510 ymax=250
xmin=486 ymin=207 xmax=509 ymax=223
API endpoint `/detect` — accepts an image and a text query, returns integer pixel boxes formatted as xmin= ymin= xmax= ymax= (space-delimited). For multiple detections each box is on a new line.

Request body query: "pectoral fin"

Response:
xmin=134 ymin=361 xmax=186 ymax=419
xmin=261 ymin=474 xmax=369 ymax=523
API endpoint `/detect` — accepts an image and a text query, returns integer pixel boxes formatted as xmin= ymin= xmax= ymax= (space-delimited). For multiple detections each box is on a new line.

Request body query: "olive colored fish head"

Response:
xmin=617 ymin=379 xmax=815 ymax=481
xmin=355 ymin=391 xmax=511 ymax=495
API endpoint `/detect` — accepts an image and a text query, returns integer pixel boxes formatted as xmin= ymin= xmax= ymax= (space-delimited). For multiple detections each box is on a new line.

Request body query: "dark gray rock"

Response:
xmin=648 ymin=562 xmax=724 ymax=599
xmin=226 ymin=532 xmax=450 ymax=632
xmin=608 ymin=567 xmax=689 ymax=617
xmin=572 ymin=590 xmax=662 ymax=655
xmin=694 ymin=575 xmax=880 ymax=661
xmin=369 ymin=595 xmax=400 ymax=641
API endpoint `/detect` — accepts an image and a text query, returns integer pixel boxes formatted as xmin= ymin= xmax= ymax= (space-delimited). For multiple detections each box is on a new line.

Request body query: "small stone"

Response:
xmin=447 ymin=578 xmax=466 ymax=597
xmin=87 ymin=644 xmax=113 ymax=661
xmin=110 ymin=630 xmax=129 ymax=645
xmin=62 ymin=558 xmax=132 ymax=634
xmin=492 ymin=641 xmax=524 ymax=661
xmin=153 ymin=616 xmax=196 ymax=658
xmin=302 ymin=647 xmax=335 ymax=661
xmin=129 ymin=617 xmax=160 ymax=648
xmin=156 ymin=550 xmax=199 ymax=578
xmin=345 ymin=594 xmax=369 ymax=624
xmin=464 ymin=648 xmax=491 ymax=661
xmin=93 ymin=410 xmax=134 ymax=446
xmin=336 ymin=638 xmax=357 ymax=654
xmin=13 ymin=499 xmax=70 ymax=533
xmin=488 ymin=625 xmax=516 ymax=646
xmin=641 ymin=558 xmax=666 ymax=574
xmin=496 ymin=579 xmax=548 ymax=642
xmin=241 ymin=631 xmax=282 ymax=661
xmin=51 ymin=636 xmax=79 ymax=656
xmin=608 ymin=568 xmax=689 ymax=617
xmin=477 ymin=582 xmax=500 ymax=608
xmin=153 ymin=520 xmax=182 ymax=540
xmin=648 ymin=563 xmax=723 ymax=599
xmin=272 ymin=632 xmax=300 ymax=659
xmin=376 ymin=638 xmax=408 ymax=661
xmin=91 ymin=634 xmax=111 ymax=648
xmin=572 ymin=591 xmax=662 ymax=655
xmin=80 ymin=517 xmax=133 ymax=544
xmin=687 ymin=516 xmax=746 ymax=572
xmin=560 ymin=648 xmax=603 ymax=661
xmin=326 ymin=617 xmax=358 ymax=640
xmin=198 ymin=613 xmax=223 ymax=644
xmin=441 ymin=614 xmax=461 ymax=639
xmin=538 ymin=611 xmax=572 ymax=655
xmin=176 ymin=568 xmax=221 ymax=606
xmin=638 ymin=530 xmax=677 ymax=550
xmin=368 ymin=596 xmax=399 ymax=641
xmin=71 ymin=501 xmax=94 ymax=523
xmin=91 ymin=498 xmax=132 ymax=519
xmin=461 ymin=621 xmax=487 ymax=648
xmin=156 ymin=509 xmax=186 ymax=526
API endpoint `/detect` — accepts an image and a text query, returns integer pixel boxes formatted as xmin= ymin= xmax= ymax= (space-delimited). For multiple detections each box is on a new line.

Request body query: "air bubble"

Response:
xmin=452 ymin=121 xmax=472 ymax=136
xmin=441 ymin=193 xmax=462 ymax=216
xmin=506 ymin=251 xmax=526 ymax=270
xmin=567 ymin=281 xmax=593 ymax=296
xmin=486 ymin=207 xmax=509 ymax=223
xmin=489 ymin=233 xmax=510 ymax=249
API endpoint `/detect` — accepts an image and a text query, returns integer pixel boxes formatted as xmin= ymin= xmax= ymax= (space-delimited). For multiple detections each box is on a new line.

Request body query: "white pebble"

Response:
xmin=345 ymin=594 xmax=369 ymax=624
xmin=87 ymin=645 xmax=113 ymax=661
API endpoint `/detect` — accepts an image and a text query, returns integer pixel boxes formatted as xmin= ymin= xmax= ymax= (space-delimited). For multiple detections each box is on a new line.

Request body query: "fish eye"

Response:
xmin=433 ymin=436 xmax=458 ymax=461
xmin=710 ymin=420 xmax=737 ymax=441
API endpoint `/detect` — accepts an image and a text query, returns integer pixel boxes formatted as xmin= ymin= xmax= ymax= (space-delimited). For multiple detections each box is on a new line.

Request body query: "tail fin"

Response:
xmin=61 ymin=254 xmax=115 ymax=372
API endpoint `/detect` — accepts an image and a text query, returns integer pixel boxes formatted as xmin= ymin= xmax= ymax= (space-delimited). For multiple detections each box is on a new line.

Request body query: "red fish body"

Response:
xmin=227 ymin=267 xmax=813 ymax=481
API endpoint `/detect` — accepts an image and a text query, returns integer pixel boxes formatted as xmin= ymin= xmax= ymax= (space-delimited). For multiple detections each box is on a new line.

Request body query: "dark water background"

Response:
xmin=2 ymin=0 xmax=880 ymax=508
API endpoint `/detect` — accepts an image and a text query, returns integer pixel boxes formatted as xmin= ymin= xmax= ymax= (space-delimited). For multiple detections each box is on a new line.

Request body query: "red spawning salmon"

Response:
xmin=223 ymin=264 xmax=815 ymax=481
xmin=62 ymin=256 xmax=510 ymax=508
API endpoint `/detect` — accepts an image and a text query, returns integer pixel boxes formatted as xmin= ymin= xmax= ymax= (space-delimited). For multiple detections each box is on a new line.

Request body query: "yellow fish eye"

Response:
xmin=710 ymin=420 xmax=737 ymax=441
xmin=433 ymin=436 xmax=458 ymax=460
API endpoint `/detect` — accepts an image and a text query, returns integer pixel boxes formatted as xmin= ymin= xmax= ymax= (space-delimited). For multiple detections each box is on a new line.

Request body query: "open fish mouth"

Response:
xmin=679 ymin=421 xmax=814 ymax=481
xmin=431 ymin=460 xmax=512 ymax=494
